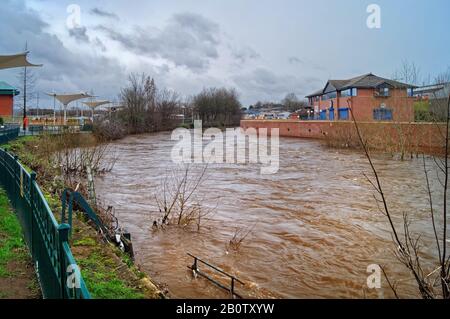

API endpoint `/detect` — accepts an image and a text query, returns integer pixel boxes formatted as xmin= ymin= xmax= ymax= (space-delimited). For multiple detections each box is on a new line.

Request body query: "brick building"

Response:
xmin=306 ymin=73 xmax=416 ymax=122
xmin=0 ymin=81 xmax=19 ymax=118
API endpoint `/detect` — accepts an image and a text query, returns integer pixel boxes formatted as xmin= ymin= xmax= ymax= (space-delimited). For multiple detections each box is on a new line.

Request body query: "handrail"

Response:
xmin=187 ymin=253 xmax=245 ymax=299
xmin=0 ymin=127 xmax=20 ymax=144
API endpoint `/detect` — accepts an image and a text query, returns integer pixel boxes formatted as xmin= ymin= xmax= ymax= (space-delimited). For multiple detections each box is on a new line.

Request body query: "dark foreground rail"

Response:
xmin=0 ymin=127 xmax=20 ymax=144
xmin=0 ymin=148 xmax=90 ymax=299
xmin=188 ymin=253 xmax=245 ymax=299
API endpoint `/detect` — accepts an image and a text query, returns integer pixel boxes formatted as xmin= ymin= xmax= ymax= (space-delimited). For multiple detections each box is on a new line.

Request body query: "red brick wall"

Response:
xmin=309 ymin=88 xmax=414 ymax=122
xmin=0 ymin=95 xmax=14 ymax=117
xmin=241 ymin=120 xmax=445 ymax=155
xmin=351 ymin=89 xmax=414 ymax=122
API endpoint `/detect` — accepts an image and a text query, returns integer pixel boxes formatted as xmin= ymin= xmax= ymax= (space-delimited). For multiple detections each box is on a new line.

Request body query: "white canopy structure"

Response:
xmin=0 ymin=52 xmax=42 ymax=70
xmin=46 ymin=92 xmax=93 ymax=125
xmin=82 ymin=100 xmax=111 ymax=120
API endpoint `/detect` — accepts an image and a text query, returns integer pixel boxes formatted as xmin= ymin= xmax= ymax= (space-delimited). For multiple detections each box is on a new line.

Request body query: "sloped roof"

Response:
xmin=328 ymin=80 xmax=349 ymax=90
xmin=306 ymin=73 xmax=417 ymax=97
xmin=0 ymin=81 xmax=19 ymax=95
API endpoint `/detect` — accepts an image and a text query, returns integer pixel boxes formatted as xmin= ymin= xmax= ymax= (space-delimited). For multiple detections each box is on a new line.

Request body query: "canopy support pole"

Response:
xmin=64 ymin=104 xmax=68 ymax=126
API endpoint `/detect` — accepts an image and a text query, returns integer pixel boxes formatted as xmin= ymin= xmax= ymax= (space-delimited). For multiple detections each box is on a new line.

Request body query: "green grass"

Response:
xmin=1 ymin=135 xmax=158 ymax=299
xmin=76 ymin=247 xmax=144 ymax=299
xmin=0 ymin=189 xmax=28 ymax=277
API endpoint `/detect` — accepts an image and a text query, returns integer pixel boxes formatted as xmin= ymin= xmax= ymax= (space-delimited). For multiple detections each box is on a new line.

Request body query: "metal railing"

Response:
xmin=0 ymin=148 xmax=91 ymax=299
xmin=188 ymin=253 xmax=245 ymax=298
xmin=0 ymin=127 xmax=20 ymax=144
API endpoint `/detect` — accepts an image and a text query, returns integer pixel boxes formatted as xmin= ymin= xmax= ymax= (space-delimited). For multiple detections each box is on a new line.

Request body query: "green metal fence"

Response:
xmin=0 ymin=147 xmax=91 ymax=299
xmin=0 ymin=127 xmax=20 ymax=144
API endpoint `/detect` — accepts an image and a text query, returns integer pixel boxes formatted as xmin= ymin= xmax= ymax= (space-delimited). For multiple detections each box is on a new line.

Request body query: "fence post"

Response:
xmin=231 ymin=277 xmax=235 ymax=298
xmin=58 ymin=223 xmax=71 ymax=299
xmin=29 ymin=172 xmax=36 ymax=255
xmin=13 ymin=155 xmax=19 ymax=207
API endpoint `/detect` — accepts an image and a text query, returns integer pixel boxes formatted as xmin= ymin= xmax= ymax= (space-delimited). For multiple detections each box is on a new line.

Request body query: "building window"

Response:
xmin=373 ymin=108 xmax=393 ymax=121
xmin=341 ymin=89 xmax=351 ymax=97
xmin=407 ymin=88 xmax=414 ymax=97
xmin=322 ymin=92 xmax=337 ymax=101
xmin=376 ymin=87 xmax=390 ymax=97
xmin=338 ymin=108 xmax=349 ymax=120
xmin=340 ymin=88 xmax=358 ymax=97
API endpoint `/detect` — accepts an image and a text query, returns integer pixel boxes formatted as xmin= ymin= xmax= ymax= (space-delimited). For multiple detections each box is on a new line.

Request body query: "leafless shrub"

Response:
xmin=153 ymin=164 xmax=217 ymax=231
xmin=53 ymin=143 xmax=117 ymax=181
xmin=34 ymin=132 xmax=118 ymax=186
xmin=226 ymin=224 xmax=256 ymax=252
xmin=93 ymin=117 xmax=126 ymax=141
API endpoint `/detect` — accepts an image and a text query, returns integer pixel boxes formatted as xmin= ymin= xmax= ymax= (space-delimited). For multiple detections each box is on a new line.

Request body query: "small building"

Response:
xmin=0 ymin=81 xmax=20 ymax=118
xmin=276 ymin=112 xmax=291 ymax=120
xmin=414 ymin=82 xmax=450 ymax=100
xmin=306 ymin=73 xmax=416 ymax=122
xmin=414 ymin=82 xmax=450 ymax=121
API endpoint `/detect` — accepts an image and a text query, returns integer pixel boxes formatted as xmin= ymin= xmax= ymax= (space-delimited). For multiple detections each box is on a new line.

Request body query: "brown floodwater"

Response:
xmin=94 ymin=131 xmax=446 ymax=299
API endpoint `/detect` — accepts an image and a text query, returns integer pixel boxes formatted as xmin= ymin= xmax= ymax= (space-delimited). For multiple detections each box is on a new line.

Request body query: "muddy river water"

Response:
xmin=94 ymin=131 xmax=446 ymax=299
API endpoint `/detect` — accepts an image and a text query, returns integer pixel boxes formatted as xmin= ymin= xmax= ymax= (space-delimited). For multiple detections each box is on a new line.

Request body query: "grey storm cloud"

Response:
xmin=0 ymin=0 xmax=126 ymax=102
xmin=97 ymin=13 xmax=221 ymax=73
xmin=90 ymin=7 xmax=119 ymax=20
xmin=68 ymin=26 xmax=90 ymax=43
xmin=0 ymin=0 xmax=318 ymax=106
xmin=233 ymin=68 xmax=320 ymax=101
xmin=231 ymin=46 xmax=260 ymax=64
xmin=288 ymin=56 xmax=304 ymax=64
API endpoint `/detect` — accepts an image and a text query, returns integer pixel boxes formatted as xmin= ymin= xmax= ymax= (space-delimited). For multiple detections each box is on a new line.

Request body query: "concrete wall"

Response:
xmin=241 ymin=119 xmax=446 ymax=155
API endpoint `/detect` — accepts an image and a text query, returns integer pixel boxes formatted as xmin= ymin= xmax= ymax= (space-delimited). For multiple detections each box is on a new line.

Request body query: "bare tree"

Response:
xmin=348 ymin=91 xmax=450 ymax=298
xmin=154 ymin=165 xmax=216 ymax=231
xmin=95 ymin=73 xmax=182 ymax=138
xmin=192 ymin=87 xmax=242 ymax=127
xmin=16 ymin=42 xmax=37 ymax=129
xmin=282 ymin=93 xmax=307 ymax=112
xmin=392 ymin=60 xmax=421 ymax=86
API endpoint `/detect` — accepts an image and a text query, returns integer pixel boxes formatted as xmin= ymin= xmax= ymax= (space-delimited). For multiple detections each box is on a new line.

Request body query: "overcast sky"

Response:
xmin=1 ymin=0 xmax=449 ymax=107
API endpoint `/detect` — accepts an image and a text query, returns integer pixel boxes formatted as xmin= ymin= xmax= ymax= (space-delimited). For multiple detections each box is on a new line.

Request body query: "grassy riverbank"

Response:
xmin=1 ymin=135 xmax=163 ymax=299
xmin=0 ymin=189 xmax=40 ymax=299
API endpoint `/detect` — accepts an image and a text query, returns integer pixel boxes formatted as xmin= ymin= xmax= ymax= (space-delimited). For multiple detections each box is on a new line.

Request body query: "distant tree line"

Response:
xmin=249 ymin=93 xmax=308 ymax=112
xmin=94 ymin=73 xmax=243 ymax=140
xmin=191 ymin=87 xmax=242 ymax=127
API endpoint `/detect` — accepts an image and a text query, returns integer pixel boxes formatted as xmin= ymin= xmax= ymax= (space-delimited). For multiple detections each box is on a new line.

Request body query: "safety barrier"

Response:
xmin=0 ymin=127 xmax=20 ymax=144
xmin=188 ymin=253 xmax=245 ymax=299
xmin=0 ymin=148 xmax=91 ymax=299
